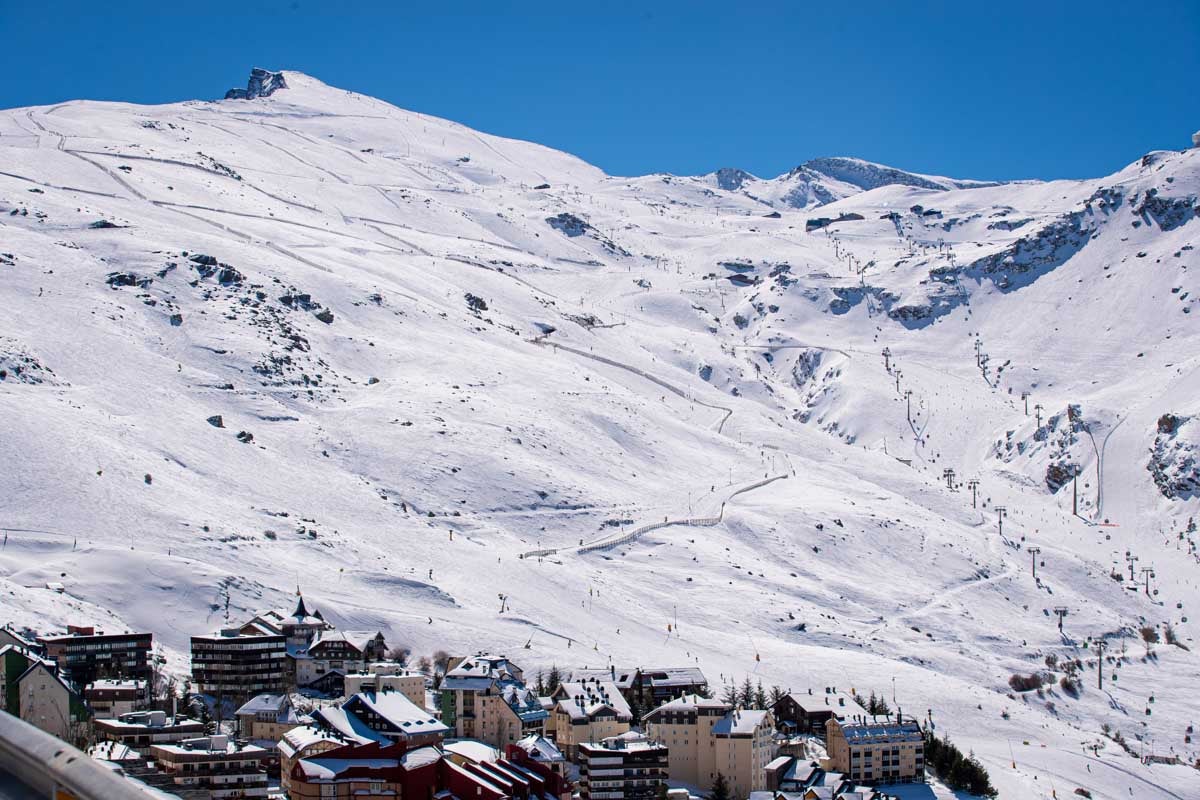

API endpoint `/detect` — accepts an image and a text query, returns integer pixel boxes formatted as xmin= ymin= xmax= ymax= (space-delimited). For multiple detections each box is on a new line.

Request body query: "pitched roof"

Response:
xmin=644 ymin=693 xmax=731 ymax=720
xmin=310 ymin=629 xmax=381 ymax=653
xmin=278 ymin=724 xmax=346 ymax=759
xmin=350 ymin=690 xmax=449 ymax=737
xmin=444 ymin=739 xmax=501 ymax=764
xmin=312 ymin=705 xmax=388 ymax=745
xmin=235 ymin=693 xmax=290 ymax=716
xmin=445 ymin=653 xmax=521 ymax=681
xmin=837 ymin=717 xmax=923 ymax=744
xmin=713 ymin=708 xmax=770 ymax=736
xmin=514 ymin=734 xmax=565 ymax=763
xmin=17 ymin=660 xmax=82 ymax=701
xmin=638 ymin=667 xmax=708 ymax=688
xmin=783 ymin=691 xmax=865 ymax=716
xmin=552 ymin=680 xmax=632 ymax=721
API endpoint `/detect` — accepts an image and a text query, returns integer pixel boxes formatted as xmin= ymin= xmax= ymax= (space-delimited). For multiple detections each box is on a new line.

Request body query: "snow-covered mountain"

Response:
xmin=705 ymin=157 xmax=1010 ymax=210
xmin=2 ymin=69 xmax=1199 ymax=798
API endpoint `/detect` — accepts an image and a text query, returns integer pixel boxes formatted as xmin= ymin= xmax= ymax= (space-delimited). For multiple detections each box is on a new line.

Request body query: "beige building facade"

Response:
xmin=643 ymin=694 xmax=773 ymax=798
xmin=344 ymin=663 xmax=426 ymax=708
xmin=825 ymin=716 xmax=925 ymax=785
xmin=548 ymin=680 xmax=632 ymax=761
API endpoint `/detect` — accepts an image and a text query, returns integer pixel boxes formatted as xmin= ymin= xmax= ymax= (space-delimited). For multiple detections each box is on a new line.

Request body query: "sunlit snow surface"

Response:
xmin=1 ymin=71 xmax=1198 ymax=798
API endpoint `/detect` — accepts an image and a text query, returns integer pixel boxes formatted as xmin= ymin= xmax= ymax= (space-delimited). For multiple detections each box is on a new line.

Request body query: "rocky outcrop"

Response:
xmin=1132 ymin=188 xmax=1198 ymax=232
xmin=715 ymin=167 xmax=752 ymax=191
xmin=1148 ymin=413 xmax=1200 ymax=499
xmin=225 ymin=68 xmax=288 ymax=100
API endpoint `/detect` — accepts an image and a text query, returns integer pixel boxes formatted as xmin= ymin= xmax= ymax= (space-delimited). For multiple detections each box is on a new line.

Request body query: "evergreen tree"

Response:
xmin=709 ymin=772 xmax=731 ymax=800
xmin=753 ymin=680 xmax=768 ymax=709
xmin=768 ymin=685 xmax=786 ymax=708
xmin=721 ymin=682 xmax=739 ymax=706
xmin=547 ymin=665 xmax=563 ymax=692
xmin=535 ymin=670 xmax=546 ymax=696
xmin=738 ymin=677 xmax=754 ymax=708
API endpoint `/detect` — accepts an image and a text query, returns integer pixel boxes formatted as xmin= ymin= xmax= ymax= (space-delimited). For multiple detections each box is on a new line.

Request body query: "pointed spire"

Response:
xmin=293 ymin=592 xmax=310 ymax=619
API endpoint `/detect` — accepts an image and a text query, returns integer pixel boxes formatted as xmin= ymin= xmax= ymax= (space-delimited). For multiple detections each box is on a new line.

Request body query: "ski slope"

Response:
xmin=1 ymin=69 xmax=1198 ymax=798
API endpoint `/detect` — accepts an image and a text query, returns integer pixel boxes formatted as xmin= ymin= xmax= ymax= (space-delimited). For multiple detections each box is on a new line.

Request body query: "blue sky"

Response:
xmin=1 ymin=1 xmax=1196 ymax=181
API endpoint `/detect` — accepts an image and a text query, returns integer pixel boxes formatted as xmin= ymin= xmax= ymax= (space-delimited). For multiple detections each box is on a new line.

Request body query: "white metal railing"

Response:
xmin=0 ymin=710 xmax=156 ymax=799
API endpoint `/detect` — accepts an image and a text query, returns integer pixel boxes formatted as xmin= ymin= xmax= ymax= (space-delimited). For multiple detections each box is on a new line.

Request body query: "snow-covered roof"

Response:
xmin=837 ymin=718 xmax=922 ymax=744
xmin=402 ymin=745 xmax=443 ymax=769
xmin=444 ymin=739 xmax=501 ymax=763
xmin=785 ymin=691 xmax=865 ymax=716
xmin=765 ymin=755 xmax=793 ymax=771
xmin=235 ymin=693 xmax=290 ymax=716
xmin=782 ymin=759 xmax=819 ymax=786
xmin=572 ymin=667 xmax=639 ymax=688
xmin=445 ymin=653 xmax=522 ymax=682
xmin=514 ymin=734 xmax=565 ymax=763
xmin=638 ymin=667 xmax=707 ymax=688
xmin=552 ymin=680 xmax=632 ymax=721
xmin=351 ymin=690 xmax=449 ymax=736
xmin=153 ymin=738 xmax=267 ymax=756
xmin=278 ymin=724 xmax=345 ymax=759
xmin=498 ymin=681 xmax=549 ymax=722
xmin=313 ymin=705 xmax=388 ymax=745
xmin=311 ymin=628 xmax=381 ymax=652
xmin=85 ymin=678 xmax=144 ymax=692
xmin=90 ymin=740 xmax=141 ymax=763
xmin=299 ymin=756 xmax=399 ymax=779
xmin=645 ymin=693 xmax=730 ymax=718
xmin=713 ymin=708 xmax=770 ymax=736
xmin=590 ymin=731 xmax=663 ymax=753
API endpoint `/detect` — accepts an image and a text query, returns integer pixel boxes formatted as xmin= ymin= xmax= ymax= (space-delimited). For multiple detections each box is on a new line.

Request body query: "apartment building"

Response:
xmin=643 ymin=694 xmax=774 ymax=797
xmin=547 ymin=678 xmax=632 ymax=760
xmin=825 ymin=715 xmax=925 ymax=785
xmin=94 ymin=710 xmax=206 ymax=754
xmin=712 ymin=708 xmax=774 ymax=798
xmin=13 ymin=660 xmax=91 ymax=744
xmin=574 ymin=666 xmax=708 ymax=713
xmin=771 ymin=689 xmax=866 ymax=735
xmin=150 ymin=735 xmax=269 ymax=799
xmin=343 ymin=662 xmax=425 ymax=707
xmin=38 ymin=626 xmax=153 ymax=687
xmin=578 ymin=732 xmax=668 ymax=800
xmin=440 ymin=653 xmax=548 ymax=748
xmin=235 ymin=693 xmax=305 ymax=743
xmin=190 ymin=628 xmax=286 ymax=701
xmin=84 ymin=678 xmax=148 ymax=717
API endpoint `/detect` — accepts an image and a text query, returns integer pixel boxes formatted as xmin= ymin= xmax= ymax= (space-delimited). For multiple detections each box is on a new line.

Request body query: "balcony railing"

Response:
xmin=0 ymin=710 xmax=152 ymax=799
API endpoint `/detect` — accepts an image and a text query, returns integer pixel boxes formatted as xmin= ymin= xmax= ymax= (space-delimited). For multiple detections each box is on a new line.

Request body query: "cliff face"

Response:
xmin=225 ymin=67 xmax=288 ymax=100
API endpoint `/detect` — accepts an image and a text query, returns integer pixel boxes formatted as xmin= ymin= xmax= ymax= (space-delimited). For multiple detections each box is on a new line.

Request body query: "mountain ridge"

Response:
xmin=1 ymin=67 xmax=1198 ymax=799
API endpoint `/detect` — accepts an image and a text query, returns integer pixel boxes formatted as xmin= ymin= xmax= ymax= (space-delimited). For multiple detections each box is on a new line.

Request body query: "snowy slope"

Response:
xmin=1 ymin=69 xmax=1198 ymax=799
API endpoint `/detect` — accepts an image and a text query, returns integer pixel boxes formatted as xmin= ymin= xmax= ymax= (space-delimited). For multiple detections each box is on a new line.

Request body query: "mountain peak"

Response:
xmin=224 ymin=67 xmax=288 ymax=101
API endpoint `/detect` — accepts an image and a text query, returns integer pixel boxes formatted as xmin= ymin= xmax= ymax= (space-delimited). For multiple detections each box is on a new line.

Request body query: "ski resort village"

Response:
xmin=0 ymin=66 xmax=1199 ymax=799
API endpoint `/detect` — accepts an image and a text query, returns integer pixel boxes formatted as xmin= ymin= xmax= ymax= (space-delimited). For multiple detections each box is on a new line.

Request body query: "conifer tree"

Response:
xmin=709 ymin=772 xmax=731 ymax=800
xmin=738 ymin=677 xmax=754 ymax=708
